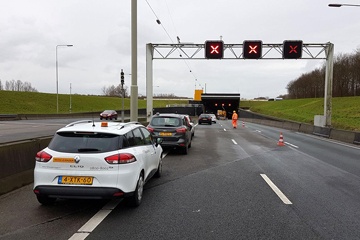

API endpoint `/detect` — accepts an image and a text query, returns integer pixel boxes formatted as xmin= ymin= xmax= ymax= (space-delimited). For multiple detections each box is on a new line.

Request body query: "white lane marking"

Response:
xmin=255 ymin=130 xmax=261 ymax=133
xmin=260 ymin=174 xmax=292 ymax=205
xmin=231 ymin=139 xmax=237 ymax=145
xmin=224 ymin=128 xmax=227 ymax=132
xmin=285 ymin=142 xmax=298 ymax=148
xmin=69 ymin=199 xmax=121 ymax=240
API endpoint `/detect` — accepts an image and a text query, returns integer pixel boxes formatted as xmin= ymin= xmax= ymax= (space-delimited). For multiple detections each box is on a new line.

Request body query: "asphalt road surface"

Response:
xmin=1 ymin=119 xmax=360 ymax=240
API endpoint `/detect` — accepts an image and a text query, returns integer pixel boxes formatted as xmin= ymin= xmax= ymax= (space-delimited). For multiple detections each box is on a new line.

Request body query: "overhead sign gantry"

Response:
xmin=146 ymin=41 xmax=334 ymax=127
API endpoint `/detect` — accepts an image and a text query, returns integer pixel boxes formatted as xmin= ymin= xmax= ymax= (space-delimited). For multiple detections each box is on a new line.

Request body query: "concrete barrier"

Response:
xmin=0 ymin=137 xmax=52 ymax=195
xmin=299 ymin=123 xmax=314 ymax=134
xmin=330 ymin=129 xmax=356 ymax=144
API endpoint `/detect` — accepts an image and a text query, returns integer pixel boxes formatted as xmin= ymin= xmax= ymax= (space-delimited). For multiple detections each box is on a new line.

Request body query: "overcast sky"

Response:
xmin=1 ymin=0 xmax=360 ymax=99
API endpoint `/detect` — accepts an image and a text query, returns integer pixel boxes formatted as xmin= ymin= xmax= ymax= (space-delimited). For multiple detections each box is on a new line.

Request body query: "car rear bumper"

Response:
xmin=34 ymin=185 xmax=133 ymax=199
xmin=155 ymin=137 xmax=187 ymax=148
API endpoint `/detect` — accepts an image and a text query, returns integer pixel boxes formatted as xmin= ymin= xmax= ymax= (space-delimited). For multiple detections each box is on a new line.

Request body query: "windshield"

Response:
xmin=150 ymin=117 xmax=181 ymax=127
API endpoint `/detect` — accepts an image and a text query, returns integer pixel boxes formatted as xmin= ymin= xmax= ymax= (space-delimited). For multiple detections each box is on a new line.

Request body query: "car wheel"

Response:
xmin=209 ymin=122 xmax=212 ymax=125
xmin=188 ymin=140 xmax=192 ymax=148
xmin=154 ymin=157 xmax=162 ymax=178
xmin=127 ymin=173 xmax=144 ymax=207
xmin=36 ymin=195 xmax=56 ymax=205
xmin=100 ymin=117 xmax=103 ymax=120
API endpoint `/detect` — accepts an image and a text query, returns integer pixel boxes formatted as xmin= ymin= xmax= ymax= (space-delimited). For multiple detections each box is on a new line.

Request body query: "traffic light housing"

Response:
xmin=283 ymin=40 xmax=303 ymax=59
xmin=243 ymin=40 xmax=262 ymax=59
xmin=120 ymin=70 xmax=124 ymax=85
xmin=205 ymin=40 xmax=224 ymax=59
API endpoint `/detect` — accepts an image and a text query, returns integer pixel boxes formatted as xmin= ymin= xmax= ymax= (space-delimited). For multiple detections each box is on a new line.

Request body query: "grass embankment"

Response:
xmin=1 ymin=91 xmax=359 ymax=131
xmin=0 ymin=91 xmax=188 ymax=114
xmin=240 ymin=97 xmax=360 ymax=131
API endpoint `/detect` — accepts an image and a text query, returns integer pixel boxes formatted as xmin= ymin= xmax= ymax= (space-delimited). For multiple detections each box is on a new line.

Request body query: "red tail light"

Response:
xmin=35 ymin=151 xmax=52 ymax=162
xmin=176 ymin=127 xmax=187 ymax=133
xmin=146 ymin=126 xmax=154 ymax=133
xmin=105 ymin=153 xmax=136 ymax=164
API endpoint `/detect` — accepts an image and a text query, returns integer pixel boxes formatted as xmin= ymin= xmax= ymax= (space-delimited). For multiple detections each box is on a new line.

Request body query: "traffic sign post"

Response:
xmin=120 ymin=69 xmax=125 ymax=123
xmin=147 ymin=41 xmax=334 ymax=127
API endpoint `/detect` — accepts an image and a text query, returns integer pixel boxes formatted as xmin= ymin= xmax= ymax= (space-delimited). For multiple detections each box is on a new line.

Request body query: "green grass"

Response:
xmin=240 ymin=97 xmax=360 ymax=131
xmin=0 ymin=91 xmax=188 ymax=114
xmin=1 ymin=91 xmax=359 ymax=131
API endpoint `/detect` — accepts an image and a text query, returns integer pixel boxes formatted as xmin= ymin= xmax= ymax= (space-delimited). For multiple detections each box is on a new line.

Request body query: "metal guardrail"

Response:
xmin=0 ymin=114 xmax=19 ymax=120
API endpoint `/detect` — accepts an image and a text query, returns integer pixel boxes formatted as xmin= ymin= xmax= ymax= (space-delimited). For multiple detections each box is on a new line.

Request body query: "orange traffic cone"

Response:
xmin=277 ymin=132 xmax=285 ymax=146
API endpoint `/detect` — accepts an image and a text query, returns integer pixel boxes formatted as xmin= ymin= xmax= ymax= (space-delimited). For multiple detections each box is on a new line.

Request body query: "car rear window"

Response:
xmin=48 ymin=131 xmax=123 ymax=153
xmin=150 ymin=117 xmax=181 ymax=127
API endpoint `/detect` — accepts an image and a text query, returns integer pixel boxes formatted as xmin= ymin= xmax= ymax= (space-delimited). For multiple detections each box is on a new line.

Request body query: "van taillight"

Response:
xmin=35 ymin=151 xmax=52 ymax=162
xmin=105 ymin=153 xmax=136 ymax=164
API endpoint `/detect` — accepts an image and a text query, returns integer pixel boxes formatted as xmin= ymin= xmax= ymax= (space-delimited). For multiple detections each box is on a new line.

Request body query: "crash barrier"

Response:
xmin=0 ymin=114 xmax=20 ymax=121
xmin=0 ymin=137 xmax=52 ymax=195
xmin=0 ymin=119 xmax=148 ymax=196
xmin=238 ymin=108 xmax=360 ymax=145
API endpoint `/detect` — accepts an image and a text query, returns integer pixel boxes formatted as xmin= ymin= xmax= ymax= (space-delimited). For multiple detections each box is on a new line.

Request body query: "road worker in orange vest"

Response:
xmin=232 ymin=110 xmax=238 ymax=128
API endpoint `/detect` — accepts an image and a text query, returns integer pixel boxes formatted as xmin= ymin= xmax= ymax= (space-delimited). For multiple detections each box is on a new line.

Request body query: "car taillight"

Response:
xmin=35 ymin=151 xmax=52 ymax=162
xmin=105 ymin=153 xmax=136 ymax=164
xmin=146 ymin=126 xmax=154 ymax=133
xmin=176 ymin=127 xmax=187 ymax=133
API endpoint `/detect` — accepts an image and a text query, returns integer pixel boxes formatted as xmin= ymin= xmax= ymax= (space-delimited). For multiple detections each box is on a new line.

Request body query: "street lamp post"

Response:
xmin=56 ymin=44 xmax=73 ymax=113
xmin=328 ymin=3 xmax=360 ymax=7
xmin=69 ymin=83 xmax=72 ymax=113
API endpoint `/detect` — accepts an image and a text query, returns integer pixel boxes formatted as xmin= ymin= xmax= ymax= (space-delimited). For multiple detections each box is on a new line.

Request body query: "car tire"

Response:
xmin=127 ymin=173 xmax=144 ymax=207
xmin=209 ymin=122 xmax=212 ymax=125
xmin=154 ymin=158 xmax=162 ymax=178
xmin=188 ymin=140 xmax=192 ymax=148
xmin=36 ymin=195 xmax=56 ymax=205
xmin=100 ymin=117 xmax=103 ymax=120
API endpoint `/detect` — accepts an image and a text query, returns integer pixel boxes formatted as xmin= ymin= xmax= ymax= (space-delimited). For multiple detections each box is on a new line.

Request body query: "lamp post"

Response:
xmin=56 ymin=44 xmax=73 ymax=113
xmin=69 ymin=83 xmax=72 ymax=113
xmin=328 ymin=3 xmax=360 ymax=7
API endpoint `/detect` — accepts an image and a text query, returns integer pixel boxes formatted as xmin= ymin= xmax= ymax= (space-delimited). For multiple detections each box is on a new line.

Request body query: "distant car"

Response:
xmin=33 ymin=121 xmax=163 ymax=207
xmin=182 ymin=114 xmax=195 ymax=139
xmin=209 ymin=114 xmax=217 ymax=123
xmin=198 ymin=114 xmax=212 ymax=125
xmin=147 ymin=113 xmax=192 ymax=154
xmin=100 ymin=110 xmax=118 ymax=120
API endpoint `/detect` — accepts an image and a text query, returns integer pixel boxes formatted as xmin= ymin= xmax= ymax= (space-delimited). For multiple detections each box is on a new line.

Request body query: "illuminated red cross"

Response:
xmin=210 ymin=45 xmax=220 ymax=54
xmin=289 ymin=45 xmax=298 ymax=54
xmin=249 ymin=45 xmax=258 ymax=54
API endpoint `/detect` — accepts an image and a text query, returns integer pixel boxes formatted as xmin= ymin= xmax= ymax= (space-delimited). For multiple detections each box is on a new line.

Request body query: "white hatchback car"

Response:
xmin=33 ymin=120 xmax=163 ymax=207
xmin=209 ymin=114 xmax=217 ymax=123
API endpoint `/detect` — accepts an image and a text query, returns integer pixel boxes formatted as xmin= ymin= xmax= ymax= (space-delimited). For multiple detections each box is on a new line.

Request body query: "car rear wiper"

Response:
xmin=77 ymin=148 xmax=100 ymax=152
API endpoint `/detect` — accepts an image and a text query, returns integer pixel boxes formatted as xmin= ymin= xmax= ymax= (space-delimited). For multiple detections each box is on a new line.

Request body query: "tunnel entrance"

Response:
xmin=201 ymin=93 xmax=240 ymax=119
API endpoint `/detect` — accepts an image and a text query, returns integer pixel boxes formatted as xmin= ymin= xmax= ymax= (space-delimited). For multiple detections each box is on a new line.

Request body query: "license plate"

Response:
xmin=159 ymin=132 xmax=172 ymax=136
xmin=58 ymin=176 xmax=93 ymax=185
xmin=53 ymin=157 xmax=75 ymax=163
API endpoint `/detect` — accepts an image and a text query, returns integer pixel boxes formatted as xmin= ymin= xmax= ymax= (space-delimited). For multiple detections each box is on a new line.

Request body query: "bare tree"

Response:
xmin=3 ymin=79 xmax=37 ymax=92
